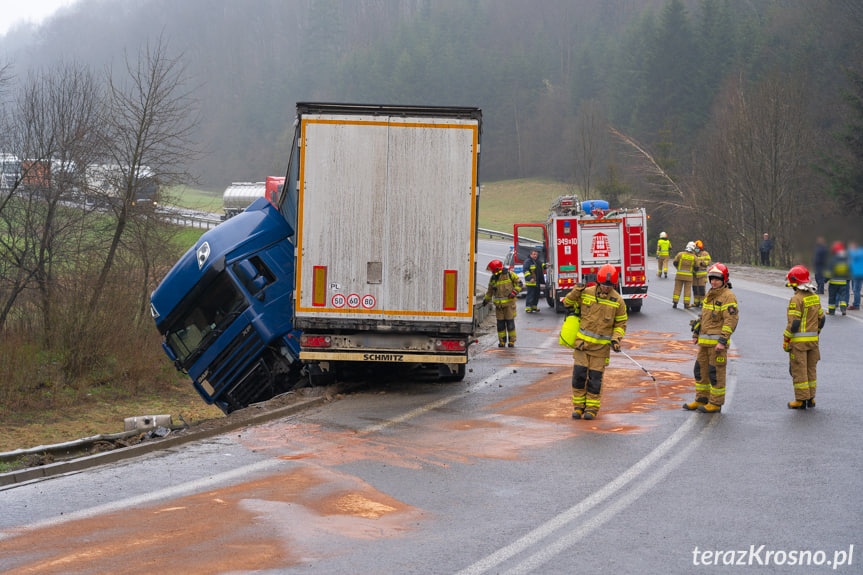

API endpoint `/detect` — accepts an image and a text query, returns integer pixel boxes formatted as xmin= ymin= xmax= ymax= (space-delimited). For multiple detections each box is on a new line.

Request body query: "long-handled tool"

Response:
xmin=619 ymin=349 xmax=659 ymax=397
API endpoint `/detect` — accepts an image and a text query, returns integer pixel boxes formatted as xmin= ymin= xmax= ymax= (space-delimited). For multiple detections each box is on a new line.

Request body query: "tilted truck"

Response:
xmin=513 ymin=195 xmax=648 ymax=313
xmin=221 ymin=176 xmax=285 ymax=220
xmin=150 ymin=103 xmax=482 ymax=413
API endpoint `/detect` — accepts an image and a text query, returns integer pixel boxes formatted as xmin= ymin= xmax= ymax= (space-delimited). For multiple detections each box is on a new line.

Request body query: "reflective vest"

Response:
xmin=657 ymin=239 xmax=670 ymax=257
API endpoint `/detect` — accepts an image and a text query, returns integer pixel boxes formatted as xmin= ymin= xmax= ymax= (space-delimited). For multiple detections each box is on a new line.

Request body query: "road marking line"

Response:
xmin=358 ymin=367 xmax=513 ymax=435
xmin=457 ymin=341 xmax=737 ymax=575
xmin=505 ymin=415 xmax=719 ymax=575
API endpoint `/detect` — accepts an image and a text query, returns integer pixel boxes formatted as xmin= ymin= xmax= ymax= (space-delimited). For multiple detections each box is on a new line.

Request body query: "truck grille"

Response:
xmin=205 ymin=330 xmax=266 ymax=401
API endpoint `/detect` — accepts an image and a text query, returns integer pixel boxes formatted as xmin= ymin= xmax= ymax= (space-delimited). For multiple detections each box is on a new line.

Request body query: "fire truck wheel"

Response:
xmin=546 ymin=295 xmax=556 ymax=308
xmin=627 ymin=301 xmax=643 ymax=313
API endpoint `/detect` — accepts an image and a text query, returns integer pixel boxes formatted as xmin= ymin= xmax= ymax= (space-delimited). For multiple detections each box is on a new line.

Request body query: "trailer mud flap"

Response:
xmin=300 ymin=351 xmax=467 ymax=364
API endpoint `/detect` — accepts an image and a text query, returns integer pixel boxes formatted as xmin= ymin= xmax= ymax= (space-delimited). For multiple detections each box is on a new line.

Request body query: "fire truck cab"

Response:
xmin=514 ymin=195 xmax=648 ymax=313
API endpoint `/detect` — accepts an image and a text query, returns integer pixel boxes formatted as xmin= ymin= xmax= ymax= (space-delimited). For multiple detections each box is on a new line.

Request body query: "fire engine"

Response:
xmin=513 ymin=195 xmax=648 ymax=313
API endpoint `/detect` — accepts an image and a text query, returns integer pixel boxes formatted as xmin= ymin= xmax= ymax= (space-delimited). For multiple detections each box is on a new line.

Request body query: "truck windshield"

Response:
xmin=164 ymin=272 xmax=249 ymax=366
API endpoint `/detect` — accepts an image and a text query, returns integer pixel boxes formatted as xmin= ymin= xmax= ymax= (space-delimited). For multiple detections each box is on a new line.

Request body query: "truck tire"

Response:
xmin=627 ymin=301 xmax=643 ymax=313
xmin=438 ymin=363 xmax=466 ymax=382
xmin=546 ymin=295 xmax=555 ymax=308
xmin=306 ymin=363 xmax=337 ymax=387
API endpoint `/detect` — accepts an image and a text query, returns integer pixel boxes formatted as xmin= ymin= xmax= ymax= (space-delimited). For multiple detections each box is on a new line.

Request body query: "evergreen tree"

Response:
xmin=819 ymin=68 xmax=863 ymax=216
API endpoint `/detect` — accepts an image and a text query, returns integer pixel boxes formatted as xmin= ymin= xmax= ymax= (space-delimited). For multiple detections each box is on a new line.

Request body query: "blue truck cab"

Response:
xmin=150 ymin=197 xmax=301 ymax=413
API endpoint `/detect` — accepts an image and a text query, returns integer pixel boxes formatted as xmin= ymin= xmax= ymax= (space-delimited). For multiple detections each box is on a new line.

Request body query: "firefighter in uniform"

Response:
xmin=523 ymin=249 xmax=544 ymax=313
xmin=692 ymin=240 xmax=711 ymax=307
xmin=483 ymin=259 xmax=523 ymax=347
xmin=683 ymin=263 xmax=738 ymax=413
xmin=656 ymin=232 xmax=671 ymax=278
xmin=563 ymin=264 xmax=627 ymax=420
xmin=672 ymin=241 xmax=697 ymax=308
xmin=783 ymin=265 xmax=825 ymax=409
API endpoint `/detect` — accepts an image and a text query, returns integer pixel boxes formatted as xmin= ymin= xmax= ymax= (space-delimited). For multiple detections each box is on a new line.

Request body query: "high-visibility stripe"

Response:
xmin=789 ymin=333 xmax=819 ymax=342
xmin=577 ymin=328 xmax=612 ymax=345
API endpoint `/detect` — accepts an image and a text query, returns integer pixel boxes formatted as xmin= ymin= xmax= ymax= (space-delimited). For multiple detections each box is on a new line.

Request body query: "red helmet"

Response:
xmin=786 ymin=265 xmax=810 ymax=287
xmin=832 ymin=241 xmax=845 ymax=254
xmin=487 ymin=259 xmax=503 ymax=273
xmin=707 ymin=262 xmax=729 ymax=284
xmin=597 ymin=264 xmax=619 ymax=286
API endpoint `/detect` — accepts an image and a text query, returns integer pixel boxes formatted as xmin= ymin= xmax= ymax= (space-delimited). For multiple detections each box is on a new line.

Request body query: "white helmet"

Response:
xmin=686 ymin=241 xmax=696 ymax=252
xmin=659 ymin=232 xmax=667 ymax=239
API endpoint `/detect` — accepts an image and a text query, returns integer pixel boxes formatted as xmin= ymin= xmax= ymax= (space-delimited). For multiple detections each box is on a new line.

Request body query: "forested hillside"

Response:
xmin=0 ymin=0 xmax=861 ymax=421
xmin=1 ymin=0 xmax=861 ymax=259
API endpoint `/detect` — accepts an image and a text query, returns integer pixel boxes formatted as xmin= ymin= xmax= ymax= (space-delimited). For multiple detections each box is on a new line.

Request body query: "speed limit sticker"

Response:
xmin=331 ymin=294 xmax=346 ymax=308
xmin=347 ymin=294 xmax=361 ymax=308
xmin=362 ymin=294 xmax=376 ymax=309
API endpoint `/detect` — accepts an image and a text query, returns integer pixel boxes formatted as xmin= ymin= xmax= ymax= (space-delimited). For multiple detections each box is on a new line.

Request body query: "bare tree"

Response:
xmin=572 ymin=98 xmax=608 ymax=199
xmin=0 ymin=62 xmax=102 ymax=337
xmin=694 ymin=73 xmax=817 ymax=264
xmin=89 ymin=35 xmax=199 ymax=313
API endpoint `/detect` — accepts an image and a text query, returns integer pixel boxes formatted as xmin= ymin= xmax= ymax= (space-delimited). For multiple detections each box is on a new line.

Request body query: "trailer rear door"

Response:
xmin=295 ymin=111 xmax=480 ymax=325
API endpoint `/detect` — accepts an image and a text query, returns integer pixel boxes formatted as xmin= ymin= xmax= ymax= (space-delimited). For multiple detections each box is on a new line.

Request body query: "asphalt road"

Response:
xmin=1 ymin=246 xmax=860 ymax=574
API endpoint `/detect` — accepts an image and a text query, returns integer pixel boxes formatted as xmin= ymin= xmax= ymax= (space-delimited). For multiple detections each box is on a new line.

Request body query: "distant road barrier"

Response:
xmin=478 ymin=227 xmax=513 ymax=242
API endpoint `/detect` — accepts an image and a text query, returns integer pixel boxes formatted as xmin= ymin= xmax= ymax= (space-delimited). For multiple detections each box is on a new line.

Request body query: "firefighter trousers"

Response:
xmin=694 ymin=344 xmax=727 ymax=406
xmin=494 ymin=302 xmax=517 ymax=344
xmin=571 ymin=348 xmax=609 ymax=414
xmin=673 ymin=277 xmax=693 ymax=307
xmin=789 ymin=345 xmax=819 ymax=401
xmin=656 ymin=256 xmax=669 ymax=276
xmin=692 ymin=278 xmax=706 ymax=305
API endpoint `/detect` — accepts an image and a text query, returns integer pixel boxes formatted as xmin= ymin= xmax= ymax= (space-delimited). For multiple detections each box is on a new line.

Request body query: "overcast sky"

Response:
xmin=0 ymin=0 xmax=79 ymax=37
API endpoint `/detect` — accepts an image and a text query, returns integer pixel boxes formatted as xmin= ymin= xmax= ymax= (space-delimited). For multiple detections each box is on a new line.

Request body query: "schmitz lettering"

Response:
xmin=362 ymin=353 xmax=405 ymax=362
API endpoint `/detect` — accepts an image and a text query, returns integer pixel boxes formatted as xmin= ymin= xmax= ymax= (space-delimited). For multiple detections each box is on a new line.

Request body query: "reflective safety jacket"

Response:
xmin=657 ymin=238 xmax=671 ymax=257
xmin=673 ymin=250 xmax=696 ymax=278
xmin=784 ymin=288 xmax=824 ymax=350
xmin=563 ymin=285 xmax=627 ymax=353
xmin=694 ymin=250 xmax=712 ymax=280
xmin=826 ymin=252 xmax=850 ymax=285
xmin=484 ymin=270 xmax=523 ymax=307
xmin=692 ymin=286 xmax=738 ymax=346
xmin=523 ymin=256 xmax=543 ymax=286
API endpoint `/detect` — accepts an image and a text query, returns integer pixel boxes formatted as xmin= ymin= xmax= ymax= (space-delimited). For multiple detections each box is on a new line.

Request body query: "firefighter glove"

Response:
xmin=510 ymin=291 xmax=518 ymax=299
xmin=612 ymin=341 xmax=621 ymax=353
xmin=482 ymin=299 xmax=489 ymax=307
xmin=689 ymin=319 xmax=701 ymax=335
xmin=783 ymin=337 xmax=790 ymax=353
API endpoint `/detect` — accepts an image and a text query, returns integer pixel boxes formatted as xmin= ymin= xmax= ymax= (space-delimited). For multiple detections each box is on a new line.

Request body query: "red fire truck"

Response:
xmin=513 ymin=195 xmax=648 ymax=313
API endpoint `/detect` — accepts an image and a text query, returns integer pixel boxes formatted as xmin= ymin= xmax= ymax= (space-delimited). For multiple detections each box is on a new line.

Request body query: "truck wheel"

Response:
xmin=546 ymin=295 xmax=555 ymax=308
xmin=306 ymin=363 xmax=337 ymax=387
xmin=438 ymin=363 xmax=466 ymax=382
xmin=627 ymin=301 xmax=643 ymax=313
